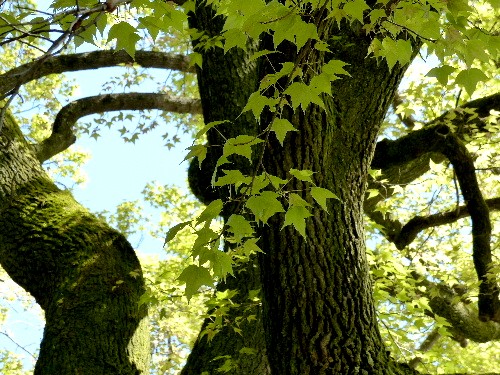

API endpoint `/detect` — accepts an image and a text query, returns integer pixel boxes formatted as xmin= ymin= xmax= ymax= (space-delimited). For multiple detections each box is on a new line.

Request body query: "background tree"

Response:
xmin=0 ymin=0 xmax=499 ymax=374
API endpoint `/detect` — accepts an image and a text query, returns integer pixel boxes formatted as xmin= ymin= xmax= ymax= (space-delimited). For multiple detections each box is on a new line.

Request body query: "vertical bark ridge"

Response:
xmin=257 ymin=27 xmax=413 ymax=373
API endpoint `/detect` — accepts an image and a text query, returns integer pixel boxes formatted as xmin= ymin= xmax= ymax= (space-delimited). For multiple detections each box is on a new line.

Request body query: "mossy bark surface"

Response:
xmin=0 ymin=114 xmax=150 ymax=374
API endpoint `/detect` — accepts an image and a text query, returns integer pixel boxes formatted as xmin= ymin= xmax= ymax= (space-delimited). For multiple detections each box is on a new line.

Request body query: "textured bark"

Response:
xmin=0 ymin=113 xmax=150 ymax=374
xmin=184 ymin=0 xmax=420 ymax=372
xmin=256 ymin=25 xmax=412 ymax=374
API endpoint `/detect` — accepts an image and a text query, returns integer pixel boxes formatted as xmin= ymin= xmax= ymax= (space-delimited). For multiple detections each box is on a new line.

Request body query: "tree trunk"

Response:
xmin=185 ymin=0 xmax=422 ymax=370
xmin=0 ymin=113 xmax=150 ymax=374
xmin=257 ymin=27 xmax=409 ymax=373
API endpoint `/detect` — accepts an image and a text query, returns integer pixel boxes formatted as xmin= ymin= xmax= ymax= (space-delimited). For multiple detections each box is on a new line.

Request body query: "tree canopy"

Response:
xmin=0 ymin=0 xmax=499 ymax=374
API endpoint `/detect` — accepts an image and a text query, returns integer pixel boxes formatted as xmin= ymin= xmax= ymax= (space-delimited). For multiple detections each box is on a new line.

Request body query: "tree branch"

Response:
xmin=370 ymin=124 xmax=499 ymax=322
xmin=366 ymin=91 xmax=500 ymax=213
xmin=391 ymin=197 xmax=500 ymax=250
xmin=0 ymin=50 xmax=194 ymax=97
xmin=417 ymin=273 xmax=500 ymax=344
xmin=33 ymin=93 xmax=202 ymax=162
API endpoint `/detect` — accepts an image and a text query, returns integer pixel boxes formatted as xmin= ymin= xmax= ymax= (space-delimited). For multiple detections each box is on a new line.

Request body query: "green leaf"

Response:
xmin=259 ymin=62 xmax=295 ymax=91
xmin=289 ymin=168 xmax=315 ymax=183
xmin=343 ymin=0 xmax=370 ymax=23
xmin=426 ymin=65 xmax=456 ymax=86
xmin=246 ymin=191 xmax=285 ymax=224
xmin=223 ymin=135 xmax=264 ymax=161
xmin=381 ymin=37 xmax=413 ymax=70
xmin=284 ymin=82 xmax=324 ymax=111
xmin=288 ymin=193 xmax=311 ymax=207
xmin=311 ymin=187 xmax=339 ymax=212
xmin=139 ymin=16 xmax=161 ymax=41
xmin=177 ymin=265 xmax=214 ymax=301
xmin=250 ymin=49 xmax=279 ymax=61
xmin=226 ymin=214 xmax=254 ymax=243
xmin=309 ymin=73 xmax=334 ymax=96
xmin=273 ymin=14 xmax=318 ymax=50
xmin=192 ymin=225 xmax=219 ymax=255
xmin=447 ymin=0 xmax=473 ymax=15
xmin=455 ymin=68 xmax=488 ymax=96
xmin=242 ymin=92 xmax=278 ymax=120
xmin=282 ymin=206 xmax=312 ymax=238
xmin=314 ymin=40 xmax=331 ymax=52
xmin=366 ymin=189 xmax=380 ymax=199
xmin=214 ymin=169 xmax=251 ymax=188
xmin=240 ymin=238 xmax=263 ymax=256
xmin=183 ymin=144 xmax=207 ymax=167
xmin=164 ymin=221 xmax=190 ymax=244
xmin=189 ymin=51 xmax=203 ymax=68
xmin=96 ymin=13 xmax=108 ymax=36
xmin=249 ymin=173 xmax=271 ymax=194
xmin=267 ymin=174 xmax=288 ymax=189
xmin=196 ymin=120 xmax=230 ymax=139
xmin=196 ymin=199 xmax=223 ymax=225
xmin=270 ymin=118 xmax=298 ymax=146
xmin=210 ymin=250 xmax=234 ymax=279
xmin=108 ymin=21 xmax=140 ymax=57
xmin=224 ymin=28 xmax=248 ymax=52
xmin=322 ymin=59 xmax=351 ymax=78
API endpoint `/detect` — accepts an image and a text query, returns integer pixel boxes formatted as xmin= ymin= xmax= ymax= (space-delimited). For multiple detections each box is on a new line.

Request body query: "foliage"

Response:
xmin=0 ymin=0 xmax=499 ymax=373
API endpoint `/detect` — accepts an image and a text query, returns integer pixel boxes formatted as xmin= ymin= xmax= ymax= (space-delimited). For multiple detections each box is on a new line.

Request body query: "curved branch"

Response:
xmin=0 ymin=50 xmax=194 ymax=97
xmin=370 ymin=124 xmax=499 ymax=322
xmin=367 ymin=91 xmax=500 ymax=212
xmin=369 ymin=197 xmax=500 ymax=250
xmin=34 ymin=93 xmax=202 ymax=162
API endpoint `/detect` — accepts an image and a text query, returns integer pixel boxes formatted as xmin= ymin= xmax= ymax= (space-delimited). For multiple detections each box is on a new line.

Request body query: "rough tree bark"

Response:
xmin=256 ymin=25 xmax=415 ymax=375
xmin=185 ymin=1 xmax=419 ymax=374
xmin=0 ymin=113 xmax=150 ymax=373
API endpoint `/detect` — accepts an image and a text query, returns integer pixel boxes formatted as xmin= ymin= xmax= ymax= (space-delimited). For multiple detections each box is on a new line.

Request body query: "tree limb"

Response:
xmin=33 ymin=93 xmax=202 ymax=162
xmin=390 ymin=197 xmax=500 ymax=250
xmin=0 ymin=50 xmax=194 ymax=97
xmin=366 ymin=91 xmax=500 ymax=213
xmin=416 ymin=273 xmax=500 ymax=343
xmin=370 ymin=124 xmax=499 ymax=322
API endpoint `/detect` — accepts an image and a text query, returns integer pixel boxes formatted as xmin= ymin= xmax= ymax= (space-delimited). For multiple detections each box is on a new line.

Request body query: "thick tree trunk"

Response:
xmin=185 ymin=2 xmax=421 ymax=374
xmin=258 ymin=28 xmax=409 ymax=373
xmin=0 ymin=113 xmax=150 ymax=374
